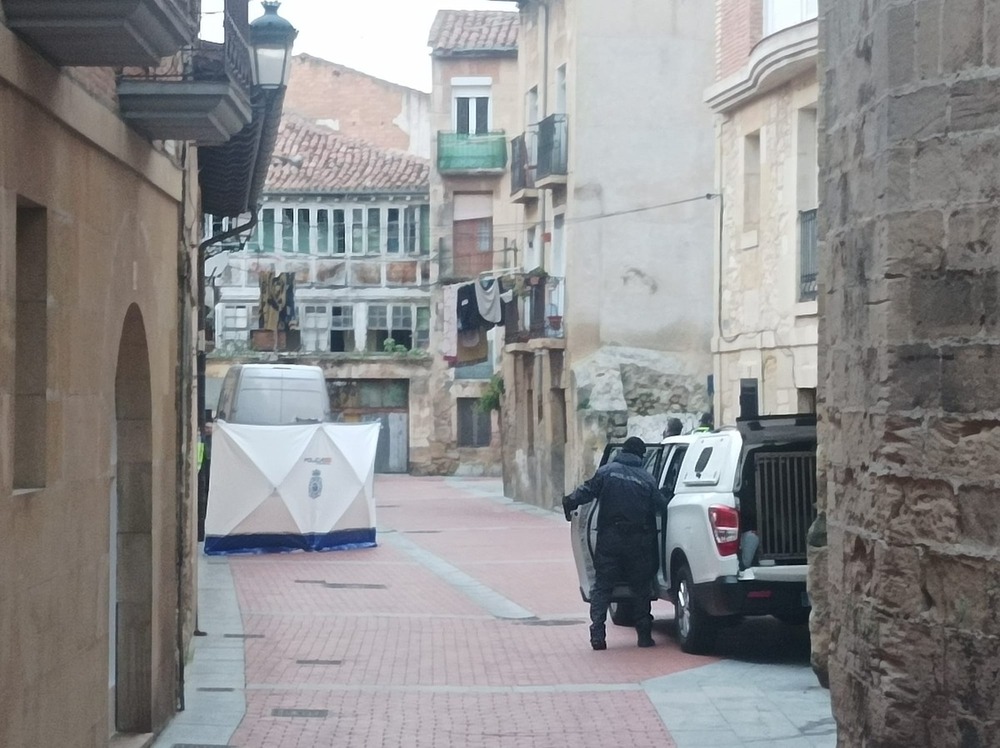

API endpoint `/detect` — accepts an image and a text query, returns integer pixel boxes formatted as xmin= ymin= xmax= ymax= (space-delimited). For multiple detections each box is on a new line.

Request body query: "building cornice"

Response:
xmin=705 ymin=19 xmax=818 ymax=114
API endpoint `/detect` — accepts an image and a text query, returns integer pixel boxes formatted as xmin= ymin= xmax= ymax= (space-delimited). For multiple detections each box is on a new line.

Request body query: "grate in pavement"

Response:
xmin=272 ymin=708 xmax=330 ymax=718
xmin=197 ymin=687 xmax=235 ymax=692
xmin=223 ymin=633 xmax=264 ymax=638
xmin=294 ymin=579 xmax=327 ymax=584
xmin=322 ymin=582 xmax=387 ymax=590
xmin=519 ymin=618 xmax=586 ymax=627
xmin=378 ymin=504 xmax=401 ymax=508
xmin=296 ymin=659 xmax=343 ymax=665
xmin=405 ymin=529 xmax=441 ymax=534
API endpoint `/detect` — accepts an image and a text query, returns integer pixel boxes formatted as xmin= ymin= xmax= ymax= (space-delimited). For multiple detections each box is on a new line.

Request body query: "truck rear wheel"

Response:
xmin=674 ymin=564 xmax=716 ymax=654
xmin=609 ymin=600 xmax=635 ymax=626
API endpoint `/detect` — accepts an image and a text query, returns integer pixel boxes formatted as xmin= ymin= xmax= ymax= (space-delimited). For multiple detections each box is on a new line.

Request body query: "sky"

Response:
xmin=202 ymin=0 xmax=517 ymax=92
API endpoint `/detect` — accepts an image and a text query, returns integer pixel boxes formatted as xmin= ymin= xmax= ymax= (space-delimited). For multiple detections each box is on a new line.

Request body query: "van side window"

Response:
xmin=660 ymin=446 xmax=688 ymax=499
xmin=694 ymin=447 xmax=714 ymax=476
xmin=217 ymin=368 xmax=239 ymax=420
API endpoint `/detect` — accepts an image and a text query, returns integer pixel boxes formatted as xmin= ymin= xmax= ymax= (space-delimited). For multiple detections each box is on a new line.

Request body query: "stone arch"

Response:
xmin=112 ymin=303 xmax=153 ymax=734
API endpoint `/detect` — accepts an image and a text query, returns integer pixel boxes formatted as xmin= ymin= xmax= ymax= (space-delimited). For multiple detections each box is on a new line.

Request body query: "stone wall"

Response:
xmin=815 ymin=0 xmax=1000 ymax=742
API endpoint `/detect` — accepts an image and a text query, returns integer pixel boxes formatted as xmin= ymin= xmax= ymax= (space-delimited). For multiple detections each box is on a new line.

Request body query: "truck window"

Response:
xmin=659 ymin=446 xmax=688 ymax=499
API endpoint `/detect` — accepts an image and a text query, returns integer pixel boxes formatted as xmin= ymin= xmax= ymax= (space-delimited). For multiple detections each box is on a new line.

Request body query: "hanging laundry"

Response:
xmin=475 ymin=278 xmax=504 ymax=326
xmin=456 ymin=327 xmax=488 ymax=367
xmin=457 ymin=283 xmax=486 ymax=332
xmin=442 ymin=284 xmax=459 ymax=364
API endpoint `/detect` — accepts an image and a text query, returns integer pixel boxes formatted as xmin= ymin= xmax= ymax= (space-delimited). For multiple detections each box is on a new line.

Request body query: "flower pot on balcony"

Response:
xmin=547 ymin=315 xmax=563 ymax=331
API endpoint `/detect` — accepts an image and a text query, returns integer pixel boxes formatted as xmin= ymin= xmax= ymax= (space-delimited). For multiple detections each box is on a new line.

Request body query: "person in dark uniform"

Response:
xmin=662 ymin=417 xmax=683 ymax=438
xmin=563 ymin=436 xmax=667 ymax=650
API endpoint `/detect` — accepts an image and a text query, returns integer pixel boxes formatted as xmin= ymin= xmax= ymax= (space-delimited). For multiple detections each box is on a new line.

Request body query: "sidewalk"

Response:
xmin=153 ymin=476 xmax=835 ymax=747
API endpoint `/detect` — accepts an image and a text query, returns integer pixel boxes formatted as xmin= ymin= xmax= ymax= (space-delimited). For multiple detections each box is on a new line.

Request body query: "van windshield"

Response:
xmin=230 ymin=373 xmax=330 ymax=425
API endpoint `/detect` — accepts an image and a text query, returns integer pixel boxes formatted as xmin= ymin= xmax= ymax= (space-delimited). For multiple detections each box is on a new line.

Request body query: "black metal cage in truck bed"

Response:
xmin=736 ymin=414 xmax=818 ymax=565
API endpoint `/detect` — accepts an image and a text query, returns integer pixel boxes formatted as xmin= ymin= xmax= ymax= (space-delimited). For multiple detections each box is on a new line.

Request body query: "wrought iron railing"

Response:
xmin=119 ymin=12 xmax=252 ymax=92
xmin=504 ymin=275 xmax=564 ymax=342
xmin=510 ymin=127 xmax=538 ymax=194
xmin=437 ymin=132 xmax=508 ymax=172
xmin=799 ymin=208 xmax=818 ymax=301
xmin=536 ymin=114 xmax=568 ymax=181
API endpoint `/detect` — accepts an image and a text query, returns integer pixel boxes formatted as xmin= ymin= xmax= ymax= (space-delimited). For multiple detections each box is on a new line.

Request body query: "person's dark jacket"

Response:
xmin=563 ymin=451 xmax=666 ymax=532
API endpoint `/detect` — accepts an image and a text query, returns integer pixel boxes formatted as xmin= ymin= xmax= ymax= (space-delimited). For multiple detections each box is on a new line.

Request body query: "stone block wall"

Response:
xmin=815 ymin=0 xmax=1000 ymax=743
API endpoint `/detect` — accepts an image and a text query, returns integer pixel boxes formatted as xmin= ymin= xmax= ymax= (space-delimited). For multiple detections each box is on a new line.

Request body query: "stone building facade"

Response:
xmin=426 ymin=9 xmax=521 ymax=478
xmin=0 ymin=0 xmax=283 ymax=742
xmin=706 ymin=0 xmax=820 ymax=425
xmin=495 ymin=0 xmax=717 ymax=508
xmin=813 ymin=0 xmax=1000 ymax=742
xmin=207 ymin=113 xmax=446 ymax=473
xmin=283 ymin=54 xmax=431 ymax=158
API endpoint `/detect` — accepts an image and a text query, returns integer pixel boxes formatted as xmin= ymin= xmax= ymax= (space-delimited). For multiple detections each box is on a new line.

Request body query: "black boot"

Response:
xmin=590 ymin=623 xmax=606 ymax=650
xmin=637 ymin=630 xmax=655 ymax=648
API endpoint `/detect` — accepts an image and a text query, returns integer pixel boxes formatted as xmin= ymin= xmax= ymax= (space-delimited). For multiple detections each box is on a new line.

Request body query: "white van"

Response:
xmin=570 ymin=414 xmax=817 ymax=653
xmin=215 ymin=364 xmax=331 ymax=425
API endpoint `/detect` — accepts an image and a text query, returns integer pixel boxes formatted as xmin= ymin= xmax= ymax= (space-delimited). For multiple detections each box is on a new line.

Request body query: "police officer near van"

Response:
xmin=563 ymin=436 xmax=667 ymax=650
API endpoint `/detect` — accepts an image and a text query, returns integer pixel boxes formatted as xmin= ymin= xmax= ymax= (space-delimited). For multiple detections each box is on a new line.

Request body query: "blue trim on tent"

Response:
xmin=204 ymin=528 xmax=377 ymax=555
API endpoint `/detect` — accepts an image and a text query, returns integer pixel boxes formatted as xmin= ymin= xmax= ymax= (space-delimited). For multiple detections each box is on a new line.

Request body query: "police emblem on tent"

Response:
xmin=308 ymin=469 xmax=323 ymax=499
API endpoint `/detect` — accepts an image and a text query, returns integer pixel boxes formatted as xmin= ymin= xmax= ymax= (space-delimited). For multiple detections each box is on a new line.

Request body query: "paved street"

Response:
xmin=153 ymin=476 xmax=836 ymax=748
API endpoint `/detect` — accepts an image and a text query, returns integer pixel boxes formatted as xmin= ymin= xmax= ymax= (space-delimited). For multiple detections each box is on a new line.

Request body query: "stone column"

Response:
xmin=817 ymin=0 xmax=1000 ymax=743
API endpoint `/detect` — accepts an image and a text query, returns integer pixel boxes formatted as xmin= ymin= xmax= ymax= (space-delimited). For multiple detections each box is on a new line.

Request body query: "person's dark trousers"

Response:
xmin=589 ymin=525 xmax=655 ymax=645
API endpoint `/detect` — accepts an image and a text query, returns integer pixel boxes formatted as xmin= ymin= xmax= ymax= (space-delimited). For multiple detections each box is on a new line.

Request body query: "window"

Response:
xmin=221 ymin=304 xmax=256 ymax=343
xmin=555 ymin=65 xmax=567 ymax=115
xmin=260 ymin=208 xmax=276 ymax=252
xmin=367 ymin=207 xmax=381 ymax=253
xmin=764 ymin=0 xmax=818 ymax=36
xmin=456 ymin=96 xmax=490 ymax=135
xmin=740 ymin=378 xmax=760 ymax=419
xmin=14 ymin=202 xmax=47 ymax=489
xmin=743 ymin=131 xmax=761 ymax=234
xmin=797 ymin=108 xmax=819 ymax=302
xmin=333 ymin=209 xmax=346 ymax=254
xmin=330 ymin=306 xmax=355 ymax=352
xmin=387 ymin=208 xmax=400 ymax=253
xmin=415 ymin=306 xmax=430 ymax=350
xmin=526 ymin=86 xmax=539 ymax=126
xmin=457 ymin=398 xmax=492 ymax=447
xmin=351 ymin=208 xmax=364 ymax=254
xmin=452 ymin=193 xmax=493 ymax=278
xmin=302 ymin=305 xmax=329 ymax=352
xmin=403 ymin=206 xmax=418 ymax=253
xmin=316 ymin=210 xmax=330 ymax=254
xmin=297 ymin=209 xmax=310 ymax=253
xmin=367 ymin=304 xmax=389 ymax=351
xmin=281 ymin=208 xmax=294 ymax=252
xmin=391 ymin=305 xmax=413 ymax=349
xmin=420 ymin=204 xmax=430 ymax=255
xmin=453 ymin=81 xmax=492 ymax=135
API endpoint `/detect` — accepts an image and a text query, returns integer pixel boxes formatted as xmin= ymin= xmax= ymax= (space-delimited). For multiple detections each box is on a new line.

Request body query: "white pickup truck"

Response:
xmin=570 ymin=414 xmax=817 ymax=653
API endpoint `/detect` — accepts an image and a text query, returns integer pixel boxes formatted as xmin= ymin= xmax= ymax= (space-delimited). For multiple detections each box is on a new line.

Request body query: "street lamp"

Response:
xmin=249 ymin=1 xmax=298 ymax=89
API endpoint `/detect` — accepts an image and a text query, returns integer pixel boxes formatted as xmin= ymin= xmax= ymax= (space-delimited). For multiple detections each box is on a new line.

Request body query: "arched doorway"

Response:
xmin=110 ymin=304 xmax=153 ymax=735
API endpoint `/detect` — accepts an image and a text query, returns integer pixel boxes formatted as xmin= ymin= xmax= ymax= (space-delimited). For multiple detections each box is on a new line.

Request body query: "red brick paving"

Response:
xmin=225 ymin=476 xmax=713 ymax=746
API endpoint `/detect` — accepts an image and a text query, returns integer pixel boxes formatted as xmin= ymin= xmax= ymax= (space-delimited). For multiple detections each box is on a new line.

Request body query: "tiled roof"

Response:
xmin=265 ymin=114 xmax=430 ymax=194
xmin=428 ymin=10 xmax=519 ymax=55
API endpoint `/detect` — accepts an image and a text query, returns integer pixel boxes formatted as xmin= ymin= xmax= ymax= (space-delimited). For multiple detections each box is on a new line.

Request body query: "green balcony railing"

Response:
xmin=437 ymin=131 xmax=508 ymax=173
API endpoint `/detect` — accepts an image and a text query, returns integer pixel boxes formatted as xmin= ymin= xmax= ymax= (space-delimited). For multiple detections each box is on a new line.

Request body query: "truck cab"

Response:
xmin=569 ymin=414 xmax=817 ymax=653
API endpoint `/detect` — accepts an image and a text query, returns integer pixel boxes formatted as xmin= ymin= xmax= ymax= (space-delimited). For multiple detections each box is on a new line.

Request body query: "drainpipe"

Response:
xmin=174 ymin=143 xmax=193 ymax=713
xmin=539 ymin=0 xmax=549 ymax=273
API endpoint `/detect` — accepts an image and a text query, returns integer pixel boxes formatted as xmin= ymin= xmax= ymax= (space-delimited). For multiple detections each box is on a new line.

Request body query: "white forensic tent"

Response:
xmin=204 ymin=421 xmax=380 ymax=555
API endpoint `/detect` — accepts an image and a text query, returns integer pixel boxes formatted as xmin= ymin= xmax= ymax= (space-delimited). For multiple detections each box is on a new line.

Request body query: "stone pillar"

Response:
xmin=817 ymin=0 xmax=1000 ymax=743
